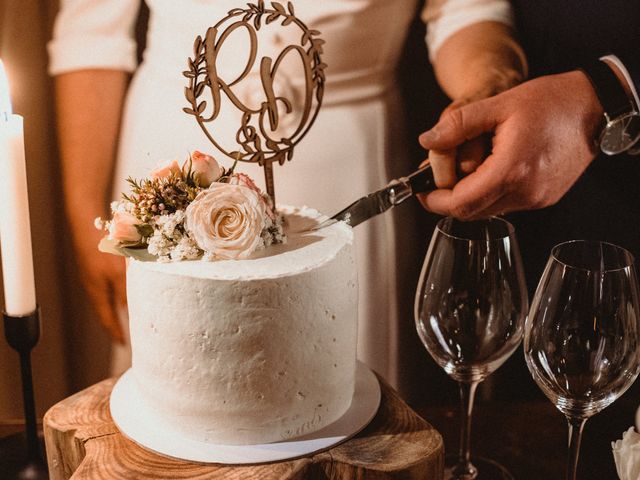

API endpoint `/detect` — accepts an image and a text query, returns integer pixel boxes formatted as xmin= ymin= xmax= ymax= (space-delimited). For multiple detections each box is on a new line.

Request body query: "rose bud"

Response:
xmin=186 ymin=151 xmax=222 ymax=187
xmin=151 ymin=159 xmax=182 ymax=180
xmin=108 ymin=211 xmax=142 ymax=243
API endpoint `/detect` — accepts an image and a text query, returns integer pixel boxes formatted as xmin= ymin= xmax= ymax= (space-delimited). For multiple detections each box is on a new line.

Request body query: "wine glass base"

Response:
xmin=445 ymin=453 xmax=514 ymax=480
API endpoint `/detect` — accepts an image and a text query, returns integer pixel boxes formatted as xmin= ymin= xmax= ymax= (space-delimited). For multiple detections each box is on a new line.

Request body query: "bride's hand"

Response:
xmin=54 ymin=69 xmax=131 ymax=343
xmin=72 ymin=222 xmax=127 ymax=343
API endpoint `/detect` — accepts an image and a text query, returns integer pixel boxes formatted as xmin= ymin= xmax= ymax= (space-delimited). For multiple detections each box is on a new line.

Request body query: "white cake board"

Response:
xmin=110 ymin=361 xmax=381 ymax=464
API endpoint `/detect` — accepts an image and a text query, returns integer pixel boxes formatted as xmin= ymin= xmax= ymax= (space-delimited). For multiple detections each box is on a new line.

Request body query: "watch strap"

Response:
xmin=581 ymin=59 xmax=634 ymax=118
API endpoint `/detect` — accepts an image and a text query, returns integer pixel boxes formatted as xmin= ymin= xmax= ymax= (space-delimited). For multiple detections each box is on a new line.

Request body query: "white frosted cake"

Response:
xmin=125 ymin=206 xmax=358 ymax=445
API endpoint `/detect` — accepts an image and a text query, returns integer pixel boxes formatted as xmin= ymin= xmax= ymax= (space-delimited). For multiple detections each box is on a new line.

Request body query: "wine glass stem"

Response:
xmin=565 ymin=417 xmax=587 ymax=480
xmin=456 ymin=381 xmax=479 ymax=475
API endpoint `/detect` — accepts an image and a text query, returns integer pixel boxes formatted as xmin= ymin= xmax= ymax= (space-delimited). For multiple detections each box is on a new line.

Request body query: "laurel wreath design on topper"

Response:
xmin=183 ymin=1 xmax=326 ymax=206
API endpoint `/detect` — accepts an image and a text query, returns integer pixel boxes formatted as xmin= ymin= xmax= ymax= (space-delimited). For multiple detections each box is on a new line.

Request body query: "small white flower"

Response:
xmin=154 ymin=210 xmax=186 ymax=240
xmin=147 ymin=230 xmax=173 ymax=258
xmin=612 ymin=427 xmax=640 ymax=480
xmin=169 ymin=236 xmax=201 ymax=261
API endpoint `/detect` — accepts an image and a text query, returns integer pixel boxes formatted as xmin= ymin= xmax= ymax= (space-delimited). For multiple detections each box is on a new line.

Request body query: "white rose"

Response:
xmin=184 ymin=183 xmax=266 ymax=260
xmin=227 ymin=172 xmax=275 ymax=220
xmin=612 ymin=427 xmax=640 ymax=480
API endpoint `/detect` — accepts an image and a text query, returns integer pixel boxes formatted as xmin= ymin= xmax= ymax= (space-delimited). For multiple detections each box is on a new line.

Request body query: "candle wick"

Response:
xmin=1 ymin=111 xmax=7 ymax=122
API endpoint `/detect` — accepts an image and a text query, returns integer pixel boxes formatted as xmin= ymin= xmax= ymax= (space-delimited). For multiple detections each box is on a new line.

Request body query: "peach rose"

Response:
xmin=228 ymin=173 xmax=260 ymax=195
xmin=184 ymin=151 xmax=222 ymax=187
xmin=151 ymin=159 xmax=182 ymax=180
xmin=184 ymin=183 xmax=266 ymax=260
xmin=108 ymin=211 xmax=142 ymax=243
xmin=228 ymin=173 xmax=275 ymax=219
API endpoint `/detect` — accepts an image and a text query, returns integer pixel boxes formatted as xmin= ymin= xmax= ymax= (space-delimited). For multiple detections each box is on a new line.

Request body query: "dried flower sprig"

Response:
xmin=123 ymin=174 xmax=201 ymax=223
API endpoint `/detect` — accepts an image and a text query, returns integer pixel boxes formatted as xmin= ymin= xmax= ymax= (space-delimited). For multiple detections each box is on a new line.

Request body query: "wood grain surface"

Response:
xmin=44 ymin=376 xmax=444 ymax=479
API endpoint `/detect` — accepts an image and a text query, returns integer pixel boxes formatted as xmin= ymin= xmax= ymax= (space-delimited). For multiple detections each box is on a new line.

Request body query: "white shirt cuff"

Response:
xmin=48 ymin=36 xmax=138 ymax=75
xmin=425 ymin=0 xmax=515 ymax=61
xmin=600 ymin=54 xmax=640 ymax=110
xmin=47 ymin=0 xmax=140 ymax=75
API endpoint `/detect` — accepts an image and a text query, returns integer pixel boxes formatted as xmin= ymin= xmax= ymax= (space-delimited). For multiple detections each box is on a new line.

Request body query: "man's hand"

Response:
xmin=418 ymin=71 xmax=604 ymax=219
xmin=427 ymin=94 xmax=496 ymax=189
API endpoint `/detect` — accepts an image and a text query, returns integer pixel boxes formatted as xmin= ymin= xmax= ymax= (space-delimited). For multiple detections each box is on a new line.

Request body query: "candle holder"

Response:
xmin=1 ymin=309 xmax=48 ymax=479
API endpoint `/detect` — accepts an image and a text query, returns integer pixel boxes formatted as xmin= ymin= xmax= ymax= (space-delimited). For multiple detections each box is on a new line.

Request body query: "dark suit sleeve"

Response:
xmin=615 ymin=51 xmax=640 ymax=102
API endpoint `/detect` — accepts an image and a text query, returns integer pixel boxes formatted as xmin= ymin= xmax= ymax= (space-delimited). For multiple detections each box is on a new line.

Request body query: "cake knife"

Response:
xmin=315 ymin=164 xmax=436 ymax=229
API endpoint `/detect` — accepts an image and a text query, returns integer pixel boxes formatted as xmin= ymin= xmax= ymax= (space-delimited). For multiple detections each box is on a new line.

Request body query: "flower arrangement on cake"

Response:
xmin=97 ymin=151 xmax=285 ymax=262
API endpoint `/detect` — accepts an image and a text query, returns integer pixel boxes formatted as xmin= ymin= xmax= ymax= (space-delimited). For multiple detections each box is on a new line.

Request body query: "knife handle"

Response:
xmin=407 ymin=165 xmax=436 ymax=194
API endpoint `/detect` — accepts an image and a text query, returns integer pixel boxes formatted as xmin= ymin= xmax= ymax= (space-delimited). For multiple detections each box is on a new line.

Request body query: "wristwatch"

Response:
xmin=581 ymin=59 xmax=640 ymax=155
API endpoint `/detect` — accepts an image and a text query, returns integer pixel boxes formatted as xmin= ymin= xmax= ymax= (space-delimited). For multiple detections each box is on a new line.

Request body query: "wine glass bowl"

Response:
xmin=524 ymin=240 xmax=640 ymax=479
xmin=416 ymin=217 xmax=527 ymax=383
xmin=415 ymin=217 xmax=528 ymax=479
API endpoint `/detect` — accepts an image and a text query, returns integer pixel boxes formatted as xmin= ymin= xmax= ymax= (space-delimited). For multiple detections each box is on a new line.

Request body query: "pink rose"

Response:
xmin=184 ymin=183 xmax=266 ymax=260
xmin=108 ymin=211 xmax=142 ymax=243
xmin=185 ymin=151 xmax=221 ymax=187
xmin=228 ymin=173 xmax=260 ymax=194
xmin=228 ymin=173 xmax=275 ymax=219
xmin=151 ymin=160 xmax=182 ymax=180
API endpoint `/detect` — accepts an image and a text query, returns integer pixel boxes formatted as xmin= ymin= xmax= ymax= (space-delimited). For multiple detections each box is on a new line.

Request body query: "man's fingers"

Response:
xmin=419 ymin=156 xmax=508 ymax=219
xmin=419 ymin=99 xmax=500 ymax=151
xmin=417 ymin=189 xmax=452 ymax=217
xmin=457 ymin=136 xmax=488 ymax=175
xmin=449 ymin=161 xmax=508 ymax=219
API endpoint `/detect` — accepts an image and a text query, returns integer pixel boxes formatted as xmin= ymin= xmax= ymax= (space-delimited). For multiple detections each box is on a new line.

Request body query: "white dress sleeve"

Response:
xmin=422 ymin=0 xmax=515 ymax=60
xmin=48 ymin=0 xmax=141 ymax=75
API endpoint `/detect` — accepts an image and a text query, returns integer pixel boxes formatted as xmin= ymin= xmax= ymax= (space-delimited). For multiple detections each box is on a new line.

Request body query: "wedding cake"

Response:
xmin=99 ymin=153 xmax=359 ymax=445
xmin=127 ymin=206 xmax=358 ymax=445
xmin=101 ymin=3 xmax=368 ymax=451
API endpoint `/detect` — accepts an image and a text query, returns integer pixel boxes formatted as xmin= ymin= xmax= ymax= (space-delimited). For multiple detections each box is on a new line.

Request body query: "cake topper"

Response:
xmin=183 ymin=1 xmax=326 ymax=206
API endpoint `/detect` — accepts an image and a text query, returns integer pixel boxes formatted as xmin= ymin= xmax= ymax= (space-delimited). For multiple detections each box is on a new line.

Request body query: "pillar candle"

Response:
xmin=0 ymin=60 xmax=37 ymax=316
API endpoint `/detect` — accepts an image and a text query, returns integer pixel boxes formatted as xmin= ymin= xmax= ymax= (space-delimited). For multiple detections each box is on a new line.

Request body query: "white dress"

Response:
xmin=49 ymin=0 xmax=514 ymax=387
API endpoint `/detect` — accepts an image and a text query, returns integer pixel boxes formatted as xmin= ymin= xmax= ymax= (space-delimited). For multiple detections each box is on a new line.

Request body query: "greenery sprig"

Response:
xmin=123 ymin=174 xmax=201 ymax=223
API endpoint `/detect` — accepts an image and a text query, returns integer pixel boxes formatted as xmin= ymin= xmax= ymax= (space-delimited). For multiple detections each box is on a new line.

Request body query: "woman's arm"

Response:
xmin=49 ymin=0 xmax=140 ymax=341
xmin=421 ymin=0 xmax=528 ymax=187
xmin=55 ymin=69 xmax=130 ymax=342
xmin=431 ymin=21 xmax=526 ymax=103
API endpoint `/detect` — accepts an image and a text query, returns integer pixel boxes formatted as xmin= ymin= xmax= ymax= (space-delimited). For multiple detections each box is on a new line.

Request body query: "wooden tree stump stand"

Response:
xmin=43 ymin=376 xmax=444 ymax=479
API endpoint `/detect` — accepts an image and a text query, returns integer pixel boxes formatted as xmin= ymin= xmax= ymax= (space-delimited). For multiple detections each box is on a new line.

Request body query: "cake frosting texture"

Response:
xmin=126 ymin=206 xmax=358 ymax=445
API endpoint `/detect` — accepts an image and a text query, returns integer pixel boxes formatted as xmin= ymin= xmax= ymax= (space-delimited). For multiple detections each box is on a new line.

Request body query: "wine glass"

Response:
xmin=415 ymin=217 xmax=528 ymax=479
xmin=525 ymin=240 xmax=640 ymax=480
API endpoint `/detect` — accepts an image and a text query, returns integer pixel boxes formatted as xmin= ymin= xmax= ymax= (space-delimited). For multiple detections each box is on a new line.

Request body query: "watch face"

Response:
xmin=600 ymin=112 xmax=640 ymax=155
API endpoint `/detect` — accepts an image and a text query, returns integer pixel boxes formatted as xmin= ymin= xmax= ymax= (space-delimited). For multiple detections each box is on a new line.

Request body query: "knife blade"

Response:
xmin=314 ymin=164 xmax=436 ymax=230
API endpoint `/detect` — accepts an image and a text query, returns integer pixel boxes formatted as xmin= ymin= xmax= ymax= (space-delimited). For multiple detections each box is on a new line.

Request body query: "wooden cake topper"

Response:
xmin=183 ymin=1 xmax=326 ymax=206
